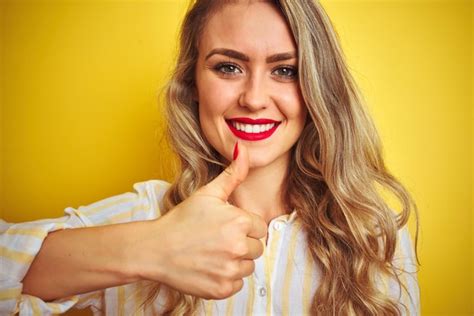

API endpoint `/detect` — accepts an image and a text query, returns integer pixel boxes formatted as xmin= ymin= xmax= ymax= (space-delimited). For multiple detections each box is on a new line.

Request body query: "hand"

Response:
xmin=137 ymin=142 xmax=267 ymax=300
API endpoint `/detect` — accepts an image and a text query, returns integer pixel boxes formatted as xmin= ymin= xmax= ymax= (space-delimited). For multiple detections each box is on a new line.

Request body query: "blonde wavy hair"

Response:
xmin=143 ymin=0 xmax=420 ymax=314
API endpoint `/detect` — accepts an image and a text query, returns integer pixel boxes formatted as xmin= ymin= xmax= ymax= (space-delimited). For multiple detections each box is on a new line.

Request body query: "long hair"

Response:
xmin=144 ymin=0 xmax=420 ymax=314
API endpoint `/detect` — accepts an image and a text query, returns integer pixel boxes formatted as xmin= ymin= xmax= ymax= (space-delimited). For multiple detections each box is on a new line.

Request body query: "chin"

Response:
xmin=248 ymin=154 xmax=275 ymax=169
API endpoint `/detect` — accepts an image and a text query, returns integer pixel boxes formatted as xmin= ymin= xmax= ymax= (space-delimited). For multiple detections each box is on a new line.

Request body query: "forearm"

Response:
xmin=21 ymin=220 xmax=152 ymax=301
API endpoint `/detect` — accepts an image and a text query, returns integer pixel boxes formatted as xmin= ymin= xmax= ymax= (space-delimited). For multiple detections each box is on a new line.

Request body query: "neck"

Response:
xmin=229 ymin=152 xmax=290 ymax=225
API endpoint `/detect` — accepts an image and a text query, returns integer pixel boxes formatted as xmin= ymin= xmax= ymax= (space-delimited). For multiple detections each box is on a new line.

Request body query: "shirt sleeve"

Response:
xmin=0 ymin=179 xmax=170 ymax=315
xmin=388 ymin=225 xmax=421 ymax=316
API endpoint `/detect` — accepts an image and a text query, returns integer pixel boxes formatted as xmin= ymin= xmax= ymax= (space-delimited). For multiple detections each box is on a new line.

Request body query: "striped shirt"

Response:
xmin=0 ymin=180 xmax=420 ymax=315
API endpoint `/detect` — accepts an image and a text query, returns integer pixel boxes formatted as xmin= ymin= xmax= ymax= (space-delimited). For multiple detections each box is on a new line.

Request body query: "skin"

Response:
xmin=20 ymin=0 xmax=306 ymax=303
xmin=196 ymin=1 xmax=307 ymax=224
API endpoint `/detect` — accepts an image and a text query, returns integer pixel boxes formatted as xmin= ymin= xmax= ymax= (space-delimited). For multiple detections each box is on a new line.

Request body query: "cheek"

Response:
xmin=278 ymin=87 xmax=307 ymax=122
xmin=197 ymin=84 xmax=236 ymax=146
xmin=197 ymin=79 xmax=238 ymax=119
xmin=198 ymin=94 xmax=229 ymax=137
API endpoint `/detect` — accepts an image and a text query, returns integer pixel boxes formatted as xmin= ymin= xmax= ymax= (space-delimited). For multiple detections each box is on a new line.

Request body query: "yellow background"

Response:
xmin=0 ymin=0 xmax=472 ymax=315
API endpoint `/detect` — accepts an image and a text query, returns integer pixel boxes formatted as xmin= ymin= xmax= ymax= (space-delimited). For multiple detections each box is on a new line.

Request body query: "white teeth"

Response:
xmin=230 ymin=121 xmax=276 ymax=133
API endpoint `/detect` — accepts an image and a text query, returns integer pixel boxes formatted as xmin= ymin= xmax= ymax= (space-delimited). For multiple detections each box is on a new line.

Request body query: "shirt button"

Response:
xmin=258 ymin=287 xmax=267 ymax=297
xmin=273 ymin=221 xmax=284 ymax=231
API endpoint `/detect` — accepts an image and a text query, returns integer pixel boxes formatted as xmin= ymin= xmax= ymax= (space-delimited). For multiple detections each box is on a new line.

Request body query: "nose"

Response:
xmin=239 ymin=71 xmax=270 ymax=111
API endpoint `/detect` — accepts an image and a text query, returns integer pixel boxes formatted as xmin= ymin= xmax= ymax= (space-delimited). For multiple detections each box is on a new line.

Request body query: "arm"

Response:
xmin=0 ymin=180 xmax=168 ymax=314
xmin=21 ymin=188 xmax=268 ymax=303
xmin=5 ymin=147 xmax=267 ymax=312
xmin=21 ymin=220 xmax=154 ymax=301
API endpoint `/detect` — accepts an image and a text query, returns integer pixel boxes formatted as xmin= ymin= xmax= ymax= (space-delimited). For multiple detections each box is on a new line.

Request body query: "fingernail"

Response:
xmin=233 ymin=141 xmax=239 ymax=160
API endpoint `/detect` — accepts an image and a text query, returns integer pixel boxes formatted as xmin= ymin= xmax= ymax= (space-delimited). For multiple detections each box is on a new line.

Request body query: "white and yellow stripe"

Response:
xmin=0 ymin=180 xmax=420 ymax=315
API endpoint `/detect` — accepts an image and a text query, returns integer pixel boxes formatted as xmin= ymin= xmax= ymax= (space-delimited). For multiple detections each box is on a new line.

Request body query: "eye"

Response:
xmin=272 ymin=66 xmax=298 ymax=79
xmin=213 ymin=62 xmax=242 ymax=75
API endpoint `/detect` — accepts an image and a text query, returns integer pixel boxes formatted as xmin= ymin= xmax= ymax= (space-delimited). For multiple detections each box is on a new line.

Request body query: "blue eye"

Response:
xmin=273 ymin=66 xmax=297 ymax=79
xmin=214 ymin=63 xmax=242 ymax=75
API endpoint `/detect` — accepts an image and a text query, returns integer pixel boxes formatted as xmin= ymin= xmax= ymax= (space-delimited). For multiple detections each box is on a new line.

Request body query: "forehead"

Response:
xmin=198 ymin=1 xmax=296 ymax=57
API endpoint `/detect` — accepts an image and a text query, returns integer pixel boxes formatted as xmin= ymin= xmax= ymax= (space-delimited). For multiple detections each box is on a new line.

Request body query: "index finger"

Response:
xmin=245 ymin=211 xmax=268 ymax=240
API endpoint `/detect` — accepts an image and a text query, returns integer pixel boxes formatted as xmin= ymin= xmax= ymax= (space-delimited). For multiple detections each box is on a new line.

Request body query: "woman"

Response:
xmin=0 ymin=0 xmax=420 ymax=315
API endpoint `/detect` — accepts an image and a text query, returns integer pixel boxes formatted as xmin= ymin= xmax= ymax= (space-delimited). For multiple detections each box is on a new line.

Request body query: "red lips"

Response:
xmin=226 ymin=118 xmax=281 ymax=141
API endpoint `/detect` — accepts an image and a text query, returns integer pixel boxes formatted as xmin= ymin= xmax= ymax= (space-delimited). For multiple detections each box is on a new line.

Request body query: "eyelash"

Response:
xmin=272 ymin=66 xmax=298 ymax=79
xmin=213 ymin=62 xmax=241 ymax=76
xmin=212 ymin=62 xmax=298 ymax=80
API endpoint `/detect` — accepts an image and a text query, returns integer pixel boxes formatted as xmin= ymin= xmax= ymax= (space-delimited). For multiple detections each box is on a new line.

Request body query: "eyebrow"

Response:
xmin=204 ymin=48 xmax=297 ymax=63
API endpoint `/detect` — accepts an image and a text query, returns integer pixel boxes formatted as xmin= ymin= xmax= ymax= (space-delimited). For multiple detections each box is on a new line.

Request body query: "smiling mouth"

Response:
xmin=225 ymin=119 xmax=281 ymax=141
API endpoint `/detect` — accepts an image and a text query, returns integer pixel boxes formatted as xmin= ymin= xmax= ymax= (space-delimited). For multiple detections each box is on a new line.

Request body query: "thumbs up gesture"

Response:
xmin=141 ymin=142 xmax=268 ymax=300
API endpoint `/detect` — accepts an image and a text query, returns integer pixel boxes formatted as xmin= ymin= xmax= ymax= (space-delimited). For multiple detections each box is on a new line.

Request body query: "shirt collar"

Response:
xmin=274 ymin=208 xmax=298 ymax=223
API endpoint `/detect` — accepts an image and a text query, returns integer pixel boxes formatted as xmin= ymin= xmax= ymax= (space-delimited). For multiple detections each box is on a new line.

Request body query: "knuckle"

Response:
xmin=222 ymin=261 xmax=240 ymax=278
xmin=224 ymin=165 xmax=238 ymax=184
xmin=225 ymin=165 xmax=246 ymax=184
xmin=234 ymin=279 xmax=244 ymax=292
xmin=214 ymin=281 xmax=234 ymax=299
xmin=242 ymin=260 xmax=255 ymax=276
xmin=230 ymin=241 xmax=248 ymax=257
xmin=201 ymin=290 xmax=215 ymax=300
xmin=256 ymin=241 xmax=264 ymax=257
xmin=223 ymin=165 xmax=234 ymax=177
xmin=233 ymin=213 xmax=252 ymax=231
xmin=259 ymin=218 xmax=268 ymax=235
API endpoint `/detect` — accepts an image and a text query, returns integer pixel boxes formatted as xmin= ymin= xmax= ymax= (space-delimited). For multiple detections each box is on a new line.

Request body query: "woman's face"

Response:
xmin=195 ymin=1 xmax=307 ymax=169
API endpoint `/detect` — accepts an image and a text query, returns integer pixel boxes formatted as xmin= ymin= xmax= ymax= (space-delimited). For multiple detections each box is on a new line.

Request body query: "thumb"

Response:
xmin=199 ymin=141 xmax=249 ymax=201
